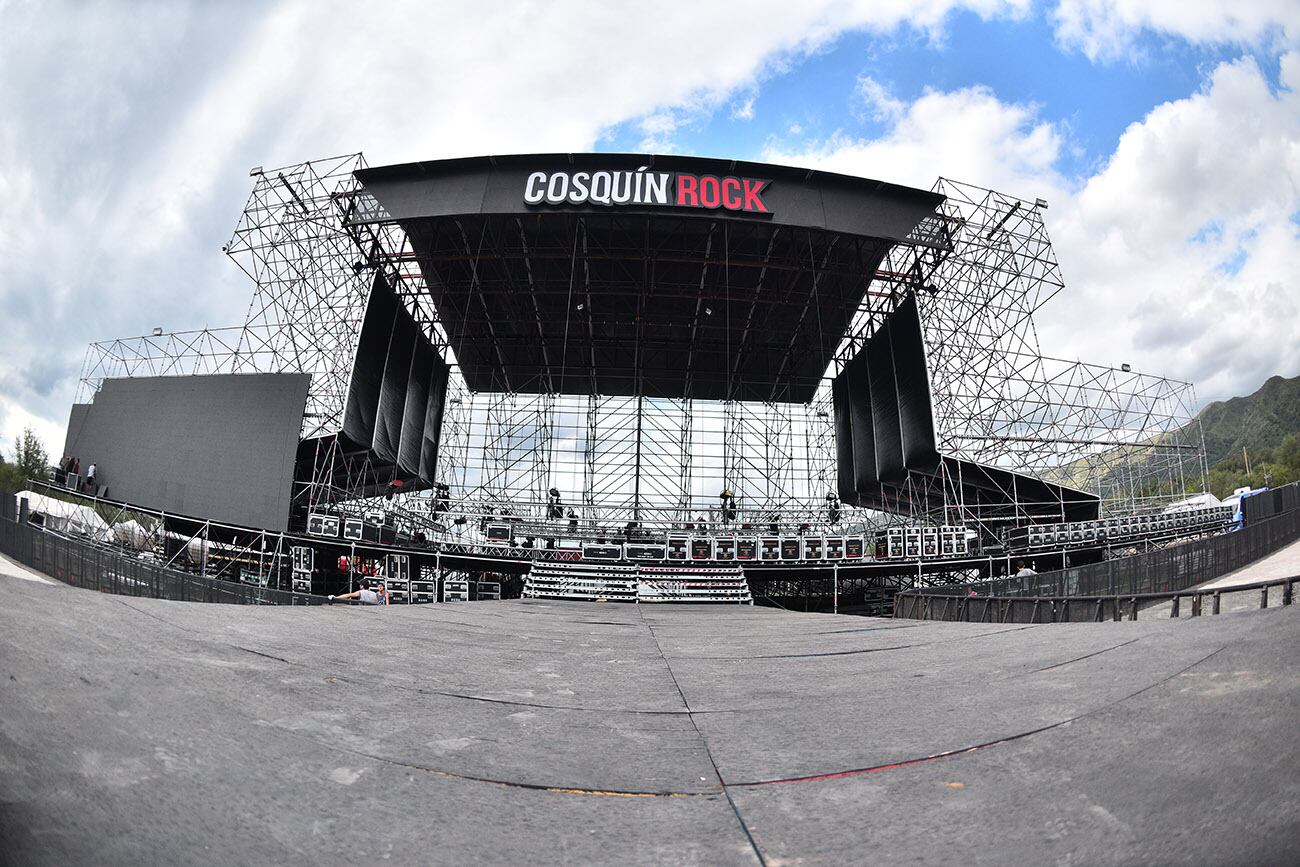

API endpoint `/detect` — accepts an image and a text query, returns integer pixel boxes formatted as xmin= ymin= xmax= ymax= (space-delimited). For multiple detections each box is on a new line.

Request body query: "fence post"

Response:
xmin=1260 ymin=586 xmax=1269 ymax=609
xmin=1213 ymin=591 xmax=1221 ymax=615
xmin=1191 ymin=594 xmax=1202 ymax=617
xmin=1170 ymin=595 xmax=1180 ymax=618
xmin=1283 ymin=581 xmax=1293 ymax=607
xmin=1129 ymin=597 xmax=1138 ymax=621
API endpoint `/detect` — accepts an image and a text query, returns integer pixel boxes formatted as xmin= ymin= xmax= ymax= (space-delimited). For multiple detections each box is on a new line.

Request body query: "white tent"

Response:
xmin=1162 ymin=492 xmax=1221 ymax=513
xmin=15 ymin=491 xmax=111 ymax=539
xmin=111 ymin=519 xmax=153 ymax=550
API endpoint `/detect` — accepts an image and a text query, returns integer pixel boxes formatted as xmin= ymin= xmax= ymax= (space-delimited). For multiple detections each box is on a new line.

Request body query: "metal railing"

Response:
xmin=894 ymin=575 xmax=1296 ymax=623
xmin=913 ymin=508 xmax=1300 ymax=600
xmin=0 ymin=501 xmax=323 ymax=606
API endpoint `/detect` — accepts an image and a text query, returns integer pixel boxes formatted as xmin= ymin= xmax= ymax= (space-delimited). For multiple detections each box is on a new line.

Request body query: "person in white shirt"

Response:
xmin=328 ymin=577 xmax=388 ymax=605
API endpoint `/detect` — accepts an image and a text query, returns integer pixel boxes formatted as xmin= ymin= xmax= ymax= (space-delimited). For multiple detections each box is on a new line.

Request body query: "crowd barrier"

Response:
xmin=1242 ymin=481 xmax=1300 ymax=525
xmin=913 ymin=507 xmax=1300 ymax=600
xmin=0 ymin=498 xmax=322 ymax=605
xmin=895 ymin=575 xmax=1296 ymax=623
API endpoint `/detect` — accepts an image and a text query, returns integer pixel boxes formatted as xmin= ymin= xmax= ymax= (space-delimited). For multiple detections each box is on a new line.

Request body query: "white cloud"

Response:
xmin=1053 ymin=0 xmax=1300 ymax=60
xmin=1044 ymin=53 xmax=1300 ymax=401
xmin=732 ymin=95 xmax=757 ymax=121
xmin=855 ymin=75 xmax=907 ymax=121
xmin=0 ymin=0 xmax=1036 ymax=453
xmin=3 ymin=0 xmax=1294 ymax=463
xmin=765 ymin=82 xmax=1067 ymax=200
xmin=763 ymin=56 xmax=1300 ymax=404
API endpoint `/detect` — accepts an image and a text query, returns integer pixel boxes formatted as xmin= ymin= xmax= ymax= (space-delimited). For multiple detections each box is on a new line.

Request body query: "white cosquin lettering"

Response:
xmin=545 ymin=173 xmax=570 ymax=205
xmin=643 ymin=172 xmax=669 ymax=205
xmin=568 ymin=172 xmax=590 ymax=205
xmin=611 ymin=171 xmax=634 ymax=204
xmin=589 ymin=171 xmax=612 ymax=205
xmin=524 ymin=171 xmax=548 ymax=205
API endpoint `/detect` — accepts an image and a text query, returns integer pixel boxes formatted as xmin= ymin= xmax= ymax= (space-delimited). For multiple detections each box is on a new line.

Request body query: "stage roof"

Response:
xmin=353 ymin=153 xmax=946 ymax=402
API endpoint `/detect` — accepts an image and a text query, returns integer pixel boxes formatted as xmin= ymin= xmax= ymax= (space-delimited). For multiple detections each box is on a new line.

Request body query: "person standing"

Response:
xmin=86 ymin=463 xmax=97 ymax=491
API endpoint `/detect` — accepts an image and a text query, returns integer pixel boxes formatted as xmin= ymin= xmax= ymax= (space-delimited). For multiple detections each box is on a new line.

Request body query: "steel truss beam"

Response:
xmin=76 ymin=160 xmax=1206 ymax=537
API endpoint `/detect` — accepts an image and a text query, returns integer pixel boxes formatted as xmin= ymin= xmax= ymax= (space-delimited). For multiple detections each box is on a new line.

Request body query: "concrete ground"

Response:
xmin=0 ymin=570 xmax=1297 ymax=866
xmin=1201 ymin=537 xmax=1300 ymax=589
xmin=1143 ymin=537 xmax=1300 ymax=617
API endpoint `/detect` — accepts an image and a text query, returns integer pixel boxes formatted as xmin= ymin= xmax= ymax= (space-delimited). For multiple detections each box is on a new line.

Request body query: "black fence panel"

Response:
xmin=0 ymin=513 xmax=322 ymax=606
xmin=898 ymin=506 xmax=1300 ymax=621
xmin=1242 ymin=481 xmax=1300 ymax=525
xmin=912 ymin=508 xmax=1300 ymax=601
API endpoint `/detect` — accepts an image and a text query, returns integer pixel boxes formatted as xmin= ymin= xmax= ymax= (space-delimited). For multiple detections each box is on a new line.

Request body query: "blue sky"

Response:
xmin=601 ymin=8 xmax=1287 ymax=177
xmin=0 ymin=0 xmax=1297 ymax=454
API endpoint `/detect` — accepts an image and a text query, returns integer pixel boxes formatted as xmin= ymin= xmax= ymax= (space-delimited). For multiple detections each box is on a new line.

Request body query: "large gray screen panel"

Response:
xmin=62 ymin=373 xmax=309 ymax=531
xmin=891 ymin=294 xmax=940 ymax=469
xmin=847 ymin=351 xmax=878 ymax=490
xmin=420 ymin=355 xmax=451 ymax=482
xmin=373 ymin=310 xmax=417 ymax=466
xmin=866 ymin=320 xmax=904 ymax=482
xmin=342 ymin=275 xmax=398 ymax=450
xmin=832 ymin=372 xmax=855 ymax=502
xmin=399 ymin=338 xmax=433 ymax=479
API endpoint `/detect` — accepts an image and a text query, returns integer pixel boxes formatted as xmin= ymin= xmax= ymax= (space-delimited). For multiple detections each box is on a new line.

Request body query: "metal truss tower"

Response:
xmin=76 ymin=159 xmax=1205 ymax=535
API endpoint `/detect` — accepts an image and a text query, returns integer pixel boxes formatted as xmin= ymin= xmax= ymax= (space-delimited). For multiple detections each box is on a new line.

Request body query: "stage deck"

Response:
xmin=1 ymin=571 xmax=1296 ymax=864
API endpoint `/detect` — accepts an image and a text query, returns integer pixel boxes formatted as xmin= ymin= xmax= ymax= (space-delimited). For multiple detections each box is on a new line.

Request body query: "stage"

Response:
xmin=1 ymin=569 xmax=1295 ymax=864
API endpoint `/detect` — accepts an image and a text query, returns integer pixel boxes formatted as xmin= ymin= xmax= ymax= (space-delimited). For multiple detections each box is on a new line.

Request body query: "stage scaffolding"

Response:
xmin=859 ymin=179 xmax=1204 ymax=519
xmin=76 ymin=158 xmax=1204 ymax=535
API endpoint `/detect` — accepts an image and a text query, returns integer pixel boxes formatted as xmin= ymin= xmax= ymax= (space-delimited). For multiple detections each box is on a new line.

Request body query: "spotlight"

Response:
xmin=576 ymin=302 xmax=585 ymax=311
xmin=704 ymin=306 xmax=713 ymax=315
xmin=1120 ymin=363 xmax=1132 ymax=373
xmin=152 ymin=327 xmax=163 ymax=337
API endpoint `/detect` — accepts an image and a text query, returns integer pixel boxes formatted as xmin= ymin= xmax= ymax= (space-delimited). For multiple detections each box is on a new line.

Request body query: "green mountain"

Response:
xmin=1195 ymin=374 xmax=1300 ymax=497
xmin=1195 ymin=374 xmax=1300 ymax=467
xmin=1047 ymin=373 xmax=1300 ymax=502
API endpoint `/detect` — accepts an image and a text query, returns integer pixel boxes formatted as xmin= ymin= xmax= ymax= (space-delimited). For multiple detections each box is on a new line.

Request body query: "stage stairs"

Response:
xmin=523 ymin=561 xmax=753 ymax=604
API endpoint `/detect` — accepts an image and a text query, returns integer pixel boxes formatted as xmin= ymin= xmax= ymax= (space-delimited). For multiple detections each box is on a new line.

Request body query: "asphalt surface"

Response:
xmin=1142 ymin=538 xmax=1300 ymax=617
xmin=1 ymin=570 xmax=1297 ymax=865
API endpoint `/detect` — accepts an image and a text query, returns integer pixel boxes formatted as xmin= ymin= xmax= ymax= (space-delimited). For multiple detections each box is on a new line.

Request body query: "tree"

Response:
xmin=12 ymin=427 xmax=49 ymax=484
xmin=0 ymin=447 xmax=23 ymax=495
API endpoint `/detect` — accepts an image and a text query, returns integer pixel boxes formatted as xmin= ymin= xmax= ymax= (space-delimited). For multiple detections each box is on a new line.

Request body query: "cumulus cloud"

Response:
xmin=765 ymin=82 xmax=1068 ymax=201
xmin=1053 ymin=0 xmax=1300 ymax=60
xmin=0 ymin=0 xmax=1034 ymax=452
xmin=1 ymin=0 xmax=1295 ymax=461
xmin=1045 ymin=53 xmax=1300 ymax=401
xmin=765 ymin=55 xmax=1300 ymax=404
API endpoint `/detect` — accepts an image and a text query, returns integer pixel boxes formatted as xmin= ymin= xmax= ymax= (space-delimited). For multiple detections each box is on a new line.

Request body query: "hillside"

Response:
xmin=1196 ymin=374 xmax=1300 ymax=497
xmin=1196 ymin=374 xmax=1300 ymax=467
xmin=1046 ymin=373 xmax=1300 ymax=501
